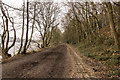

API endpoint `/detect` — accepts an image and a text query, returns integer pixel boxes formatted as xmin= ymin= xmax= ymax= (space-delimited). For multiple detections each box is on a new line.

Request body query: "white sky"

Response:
xmin=2 ymin=0 xmax=67 ymax=7
xmin=2 ymin=0 xmax=23 ymax=8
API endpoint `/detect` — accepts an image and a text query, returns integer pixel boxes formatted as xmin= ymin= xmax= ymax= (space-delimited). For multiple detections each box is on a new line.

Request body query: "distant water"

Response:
xmin=0 ymin=42 xmax=42 ymax=59
xmin=9 ymin=42 xmax=41 ymax=56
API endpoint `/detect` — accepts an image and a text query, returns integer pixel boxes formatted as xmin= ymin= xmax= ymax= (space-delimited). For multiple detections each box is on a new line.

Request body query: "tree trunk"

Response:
xmin=23 ymin=0 xmax=29 ymax=54
xmin=1 ymin=3 xmax=9 ymax=57
xmin=7 ymin=17 xmax=16 ymax=52
xmin=106 ymin=2 xmax=120 ymax=51
xmin=26 ymin=3 xmax=36 ymax=49
xmin=18 ymin=0 xmax=25 ymax=54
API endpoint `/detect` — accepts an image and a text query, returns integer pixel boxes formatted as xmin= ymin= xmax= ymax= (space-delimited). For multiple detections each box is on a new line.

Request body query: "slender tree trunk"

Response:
xmin=5 ymin=16 xmax=9 ymax=55
xmin=26 ymin=3 xmax=36 ymax=49
xmin=1 ymin=3 xmax=9 ymax=56
xmin=1 ymin=17 xmax=6 ymax=58
xmin=106 ymin=2 xmax=120 ymax=51
xmin=7 ymin=18 xmax=16 ymax=52
xmin=18 ymin=0 xmax=25 ymax=54
xmin=47 ymin=29 xmax=53 ymax=46
xmin=23 ymin=0 xmax=29 ymax=54
xmin=42 ymin=37 xmax=45 ymax=48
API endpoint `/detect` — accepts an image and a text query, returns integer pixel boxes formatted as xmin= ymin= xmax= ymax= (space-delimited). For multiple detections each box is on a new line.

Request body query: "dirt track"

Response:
xmin=2 ymin=44 xmax=104 ymax=79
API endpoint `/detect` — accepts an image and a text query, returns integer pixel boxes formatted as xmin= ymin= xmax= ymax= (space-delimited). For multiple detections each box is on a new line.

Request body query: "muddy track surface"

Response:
xmin=2 ymin=44 xmax=108 ymax=79
xmin=2 ymin=44 xmax=75 ymax=78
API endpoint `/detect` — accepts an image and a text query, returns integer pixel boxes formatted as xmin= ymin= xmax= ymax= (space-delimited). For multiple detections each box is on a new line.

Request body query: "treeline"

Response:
xmin=0 ymin=0 xmax=61 ymax=58
xmin=62 ymin=2 xmax=120 ymax=51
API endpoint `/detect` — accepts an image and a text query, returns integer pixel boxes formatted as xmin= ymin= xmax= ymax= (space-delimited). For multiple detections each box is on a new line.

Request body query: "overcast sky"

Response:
xmin=2 ymin=0 xmax=23 ymax=8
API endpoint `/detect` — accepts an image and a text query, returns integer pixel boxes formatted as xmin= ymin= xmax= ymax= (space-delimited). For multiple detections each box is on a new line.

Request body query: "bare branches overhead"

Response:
xmin=2 ymin=2 xmax=22 ymax=11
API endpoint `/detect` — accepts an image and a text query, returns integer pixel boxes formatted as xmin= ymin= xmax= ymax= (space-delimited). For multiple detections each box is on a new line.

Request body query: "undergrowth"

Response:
xmin=73 ymin=38 xmax=119 ymax=78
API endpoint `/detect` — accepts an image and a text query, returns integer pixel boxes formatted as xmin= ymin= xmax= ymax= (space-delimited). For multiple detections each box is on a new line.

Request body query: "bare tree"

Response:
xmin=1 ymin=3 xmax=16 ymax=58
xmin=36 ymin=2 xmax=59 ymax=48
